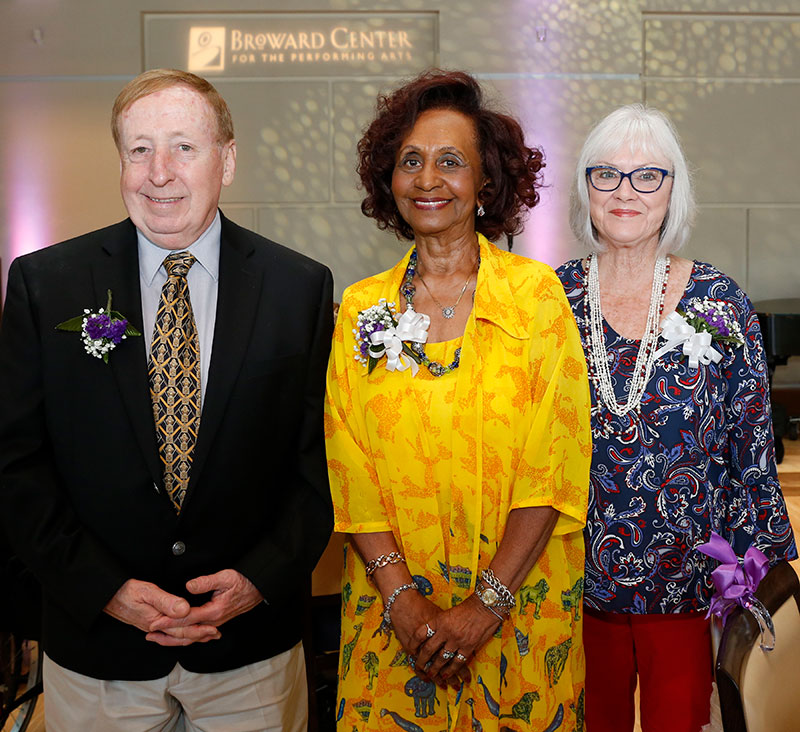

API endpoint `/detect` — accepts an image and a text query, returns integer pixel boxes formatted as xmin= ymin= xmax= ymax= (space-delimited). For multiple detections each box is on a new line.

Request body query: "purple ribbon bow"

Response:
xmin=696 ymin=531 xmax=775 ymax=650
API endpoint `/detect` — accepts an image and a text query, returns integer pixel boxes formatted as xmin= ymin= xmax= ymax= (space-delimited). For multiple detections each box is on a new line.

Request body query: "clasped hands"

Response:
xmin=103 ymin=569 xmax=263 ymax=647
xmin=391 ymin=590 xmax=502 ymax=688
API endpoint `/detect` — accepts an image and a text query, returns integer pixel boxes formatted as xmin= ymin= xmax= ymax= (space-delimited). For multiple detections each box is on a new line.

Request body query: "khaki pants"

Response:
xmin=43 ymin=643 xmax=308 ymax=732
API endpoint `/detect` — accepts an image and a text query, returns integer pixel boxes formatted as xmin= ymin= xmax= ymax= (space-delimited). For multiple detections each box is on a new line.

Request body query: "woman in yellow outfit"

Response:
xmin=325 ymin=70 xmax=592 ymax=732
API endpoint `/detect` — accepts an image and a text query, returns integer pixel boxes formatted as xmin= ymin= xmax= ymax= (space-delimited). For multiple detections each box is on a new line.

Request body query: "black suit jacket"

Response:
xmin=0 ymin=213 xmax=334 ymax=680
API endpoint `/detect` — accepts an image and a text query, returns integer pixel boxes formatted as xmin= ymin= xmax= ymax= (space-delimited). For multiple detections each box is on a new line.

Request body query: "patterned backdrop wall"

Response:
xmin=1 ymin=0 xmax=798 ymax=336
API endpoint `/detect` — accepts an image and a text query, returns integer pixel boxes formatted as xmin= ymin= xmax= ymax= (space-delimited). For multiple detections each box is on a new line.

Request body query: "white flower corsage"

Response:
xmin=353 ymin=298 xmax=429 ymax=376
xmin=655 ymin=297 xmax=744 ymax=368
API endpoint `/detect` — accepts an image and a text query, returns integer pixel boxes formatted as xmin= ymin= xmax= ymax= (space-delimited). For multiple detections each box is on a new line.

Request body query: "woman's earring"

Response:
xmin=477 ymin=203 xmax=485 ymax=217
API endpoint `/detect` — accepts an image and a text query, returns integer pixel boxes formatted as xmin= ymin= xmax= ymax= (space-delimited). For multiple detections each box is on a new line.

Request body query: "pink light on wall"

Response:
xmin=492 ymin=5 xmax=578 ymax=270
xmin=2 ymin=96 xmax=53 ymax=300
xmin=481 ymin=69 xmax=574 ymax=270
xmin=516 ymin=175 xmax=572 ymax=269
xmin=8 ymin=157 xmax=51 ymax=263
xmin=5 ymin=87 xmax=53 ymax=266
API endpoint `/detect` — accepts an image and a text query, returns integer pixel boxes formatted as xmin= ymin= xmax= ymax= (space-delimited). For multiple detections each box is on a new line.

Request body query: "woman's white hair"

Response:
xmin=569 ymin=103 xmax=696 ymax=255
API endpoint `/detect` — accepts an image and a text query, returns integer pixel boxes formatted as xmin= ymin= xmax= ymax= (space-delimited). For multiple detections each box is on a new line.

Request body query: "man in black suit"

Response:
xmin=0 ymin=69 xmax=334 ymax=729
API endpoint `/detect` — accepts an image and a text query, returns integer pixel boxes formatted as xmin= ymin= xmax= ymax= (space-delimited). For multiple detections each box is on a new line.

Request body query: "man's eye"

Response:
xmin=178 ymin=144 xmax=193 ymax=152
xmin=130 ymin=146 xmax=148 ymax=156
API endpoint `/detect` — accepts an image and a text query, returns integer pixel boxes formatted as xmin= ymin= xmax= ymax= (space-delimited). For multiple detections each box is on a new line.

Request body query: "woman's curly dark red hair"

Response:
xmin=357 ymin=69 xmax=544 ymax=242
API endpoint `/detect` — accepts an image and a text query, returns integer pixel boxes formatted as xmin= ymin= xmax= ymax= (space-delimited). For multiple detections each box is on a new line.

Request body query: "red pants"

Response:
xmin=584 ymin=609 xmax=713 ymax=732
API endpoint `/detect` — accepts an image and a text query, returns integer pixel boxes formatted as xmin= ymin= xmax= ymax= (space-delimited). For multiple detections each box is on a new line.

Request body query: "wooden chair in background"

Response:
xmin=715 ymin=560 xmax=800 ymax=732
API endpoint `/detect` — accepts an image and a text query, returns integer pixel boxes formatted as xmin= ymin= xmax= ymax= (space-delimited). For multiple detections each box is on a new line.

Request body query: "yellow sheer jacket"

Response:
xmin=325 ymin=235 xmax=592 ymax=731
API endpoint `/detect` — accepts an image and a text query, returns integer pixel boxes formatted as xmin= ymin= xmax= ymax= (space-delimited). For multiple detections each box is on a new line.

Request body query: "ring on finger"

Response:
xmin=425 ymin=623 xmax=435 ymax=639
xmin=441 ymin=649 xmax=455 ymax=661
xmin=455 ymin=652 xmax=468 ymax=662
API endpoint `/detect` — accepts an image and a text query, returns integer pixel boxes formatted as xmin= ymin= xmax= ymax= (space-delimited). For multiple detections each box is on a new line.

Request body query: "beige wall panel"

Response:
xmin=332 ymin=80 xmax=387 ymax=204
xmin=2 ymin=0 xmax=382 ymax=76
xmin=650 ymin=1 xmax=799 ymax=9
xmin=438 ymin=0 xmax=642 ymax=76
xmin=221 ymin=206 xmax=256 ymax=232
xmin=646 ymin=80 xmax=800 ymax=205
xmin=683 ymin=207 xmax=748 ymax=286
xmin=0 ymin=4 xmax=143 ymax=76
xmin=256 ymin=205 xmax=401 ymax=300
xmin=747 ymin=208 xmax=800 ymax=301
xmin=645 ymin=16 xmax=800 ymax=79
xmin=0 ymin=81 xmax=125 ymax=262
xmin=216 ymin=81 xmax=330 ymax=204
xmin=279 ymin=0 xmax=643 ymax=76
xmin=3 ymin=0 xmax=798 ymax=307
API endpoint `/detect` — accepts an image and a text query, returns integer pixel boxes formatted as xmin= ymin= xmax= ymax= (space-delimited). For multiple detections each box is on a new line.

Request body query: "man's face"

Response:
xmin=118 ymin=85 xmax=236 ymax=250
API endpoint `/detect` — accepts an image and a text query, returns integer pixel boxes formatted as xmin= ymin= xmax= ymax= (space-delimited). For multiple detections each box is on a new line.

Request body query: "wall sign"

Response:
xmin=143 ymin=12 xmax=438 ymax=77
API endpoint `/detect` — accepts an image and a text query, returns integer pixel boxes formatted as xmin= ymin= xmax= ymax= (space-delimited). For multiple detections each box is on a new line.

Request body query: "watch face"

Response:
xmin=481 ymin=587 xmax=499 ymax=606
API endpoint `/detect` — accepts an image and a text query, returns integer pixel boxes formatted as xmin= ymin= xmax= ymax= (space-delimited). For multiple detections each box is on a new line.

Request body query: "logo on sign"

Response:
xmin=188 ymin=27 xmax=226 ymax=71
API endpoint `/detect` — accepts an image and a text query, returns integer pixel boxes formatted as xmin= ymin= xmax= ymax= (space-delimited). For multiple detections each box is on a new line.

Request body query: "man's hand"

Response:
xmin=147 ymin=569 xmax=263 ymax=643
xmin=104 ymin=579 xmax=221 ymax=646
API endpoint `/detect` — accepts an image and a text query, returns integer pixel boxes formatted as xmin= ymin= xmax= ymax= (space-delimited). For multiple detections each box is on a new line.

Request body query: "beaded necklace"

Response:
xmin=584 ymin=253 xmax=670 ymax=430
xmin=401 ymin=250 xmax=478 ymax=377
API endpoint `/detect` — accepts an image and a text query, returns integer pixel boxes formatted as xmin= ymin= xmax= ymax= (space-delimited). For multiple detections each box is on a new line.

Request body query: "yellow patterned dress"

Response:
xmin=325 ymin=236 xmax=592 ymax=732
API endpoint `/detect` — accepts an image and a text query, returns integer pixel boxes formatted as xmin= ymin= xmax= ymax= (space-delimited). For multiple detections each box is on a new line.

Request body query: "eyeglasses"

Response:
xmin=586 ymin=166 xmax=673 ymax=193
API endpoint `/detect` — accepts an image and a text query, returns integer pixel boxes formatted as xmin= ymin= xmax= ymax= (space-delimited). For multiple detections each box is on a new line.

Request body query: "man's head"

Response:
xmin=112 ymin=69 xmax=236 ymax=250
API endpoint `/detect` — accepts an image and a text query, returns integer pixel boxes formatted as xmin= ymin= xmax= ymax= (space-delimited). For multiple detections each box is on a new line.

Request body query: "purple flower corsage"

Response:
xmin=681 ymin=298 xmax=745 ymax=347
xmin=657 ymin=298 xmax=744 ymax=368
xmin=56 ymin=289 xmax=141 ymax=363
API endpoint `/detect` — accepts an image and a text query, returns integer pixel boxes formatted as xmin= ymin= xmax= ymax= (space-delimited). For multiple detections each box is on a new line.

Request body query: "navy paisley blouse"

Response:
xmin=556 ymin=259 xmax=797 ymax=614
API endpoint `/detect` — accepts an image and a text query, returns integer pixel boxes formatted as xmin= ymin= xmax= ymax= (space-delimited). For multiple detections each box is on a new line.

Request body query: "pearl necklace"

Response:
xmin=586 ymin=252 xmax=670 ymax=418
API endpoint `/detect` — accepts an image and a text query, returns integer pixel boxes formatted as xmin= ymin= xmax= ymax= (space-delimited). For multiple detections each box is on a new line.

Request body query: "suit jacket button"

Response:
xmin=172 ymin=541 xmax=186 ymax=556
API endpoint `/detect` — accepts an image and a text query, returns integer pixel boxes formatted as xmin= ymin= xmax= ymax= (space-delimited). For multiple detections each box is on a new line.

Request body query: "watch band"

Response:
xmin=475 ymin=568 xmax=516 ymax=610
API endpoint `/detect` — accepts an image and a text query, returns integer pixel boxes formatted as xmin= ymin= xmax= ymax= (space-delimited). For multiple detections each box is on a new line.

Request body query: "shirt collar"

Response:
xmin=138 ymin=211 xmax=222 ymax=286
xmin=472 ymin=233 xmax=528 ymax=340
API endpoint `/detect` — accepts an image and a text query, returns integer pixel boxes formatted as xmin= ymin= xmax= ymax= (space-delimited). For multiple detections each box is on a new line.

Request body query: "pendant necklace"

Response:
xmin=585 ymin=252 xmax=670 ymax=420
xmin=416 ymin=269 xmax=472 ymax=320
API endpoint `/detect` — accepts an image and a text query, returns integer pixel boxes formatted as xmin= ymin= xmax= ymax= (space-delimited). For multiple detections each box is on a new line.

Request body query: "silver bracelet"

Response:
xmin=485 ymin=604 xmax=508 ymax=624
xmin=382 ymin=582 xmax=419 ymax=628
xmin=365 ymin=551 xmax=406 ymax=578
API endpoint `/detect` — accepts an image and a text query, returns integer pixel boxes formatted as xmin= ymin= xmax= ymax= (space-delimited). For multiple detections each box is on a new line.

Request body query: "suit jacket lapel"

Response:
xmin=186 ymin=216 xmax=262 ymax=503
xmin=91 ymin=220 xmax=163 ymax=489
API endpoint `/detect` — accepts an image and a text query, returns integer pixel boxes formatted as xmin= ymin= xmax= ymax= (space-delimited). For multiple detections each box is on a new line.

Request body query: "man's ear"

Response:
xmin=222 ymin=140 xmax=237 ymax=186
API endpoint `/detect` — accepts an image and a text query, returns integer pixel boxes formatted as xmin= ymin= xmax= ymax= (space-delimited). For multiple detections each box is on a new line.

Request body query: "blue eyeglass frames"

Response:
xmin=586 ymin=166 xmax=673 ymax=193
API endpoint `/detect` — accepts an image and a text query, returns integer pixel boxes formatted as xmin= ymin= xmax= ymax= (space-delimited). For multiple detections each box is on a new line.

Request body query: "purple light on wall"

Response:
xmin=511 ymin=105 xmax=572 ymax=270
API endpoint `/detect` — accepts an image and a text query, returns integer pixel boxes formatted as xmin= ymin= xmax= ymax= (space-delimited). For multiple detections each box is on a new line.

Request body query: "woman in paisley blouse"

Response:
xmin=555 ymin=104 xmax=797 ymax=732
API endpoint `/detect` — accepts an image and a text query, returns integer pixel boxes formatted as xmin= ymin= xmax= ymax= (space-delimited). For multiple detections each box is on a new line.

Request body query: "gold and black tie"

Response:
xmin=148 ymin=251 xmax=201 ymax=512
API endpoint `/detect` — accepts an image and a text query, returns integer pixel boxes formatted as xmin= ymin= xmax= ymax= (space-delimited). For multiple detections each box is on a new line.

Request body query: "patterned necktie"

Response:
xmin=149 ymin=251 xmax=201 ymax=512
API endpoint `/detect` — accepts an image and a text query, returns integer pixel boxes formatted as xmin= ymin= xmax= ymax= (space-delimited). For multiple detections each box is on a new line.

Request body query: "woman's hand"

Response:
xmin=387 ymin=588 xmax=442 ymax=653
xmin=401 ymin=593 xmax=502 ymax=687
